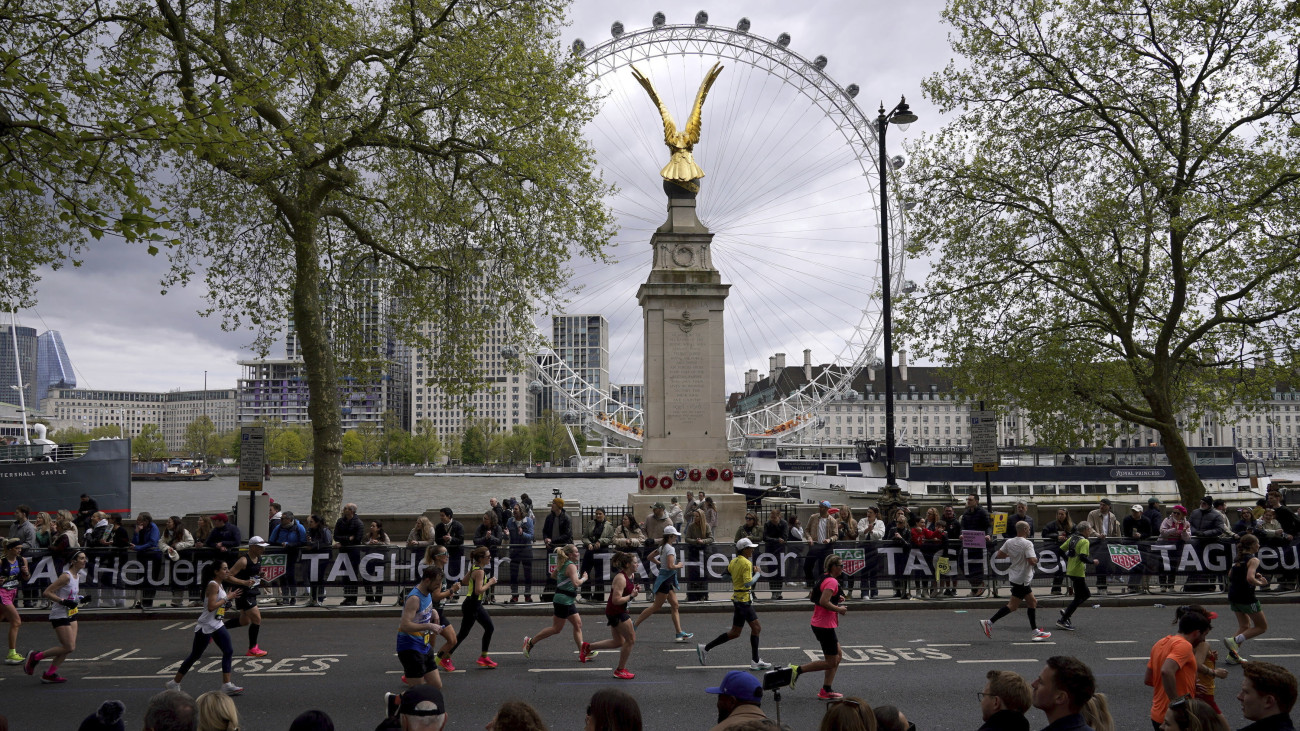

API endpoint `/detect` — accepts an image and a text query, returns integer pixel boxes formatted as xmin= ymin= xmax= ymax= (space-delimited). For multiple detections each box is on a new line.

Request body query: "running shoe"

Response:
xmin=613 ymin=668 xmax=635 ymax=680
xmin=40 ymin=672 xmax=67 ymax=684
xmin=818 ymin=688 xmax=844 ymax=700
xmin=23 ymin=650 xmax=39 ymax=675
xmin=245 ymin=646 xmax=268 ymax=657
xmin=522 ymin=636 xmax=532 ymax=659
xmin=437 ymin=655 xmax=455 ymax=673
xmin=675 ymin=631 xmax=694 ymax=642
xmin=1224 ymin=636 xmax=1243 ymax=665
xmin=1055 ymin=617 xmax=1075 ymax=631
xmin=579 ymin=642 xmax=593 ymax=663
xmin=476 ymin=655 xmax=498 ymax=669
xmin=696 ymin=643 xmax=707 ymax=666
xmin=980 ymin=619 xmax=993 ymax=638
xmin=4 ymin=649 xmax=22 ymax=665
xmin=751 ymin=659 xmax=773 ymax=670
xmin=221 ymin=682 xmax=244 ymax=696
xmin=788 ymin=664 xmax=800 ymax=689
xmin=165 ymin=680 xmax=181 ymax=692
xmin=1032 ymin=629 xmax=1052 ymax=642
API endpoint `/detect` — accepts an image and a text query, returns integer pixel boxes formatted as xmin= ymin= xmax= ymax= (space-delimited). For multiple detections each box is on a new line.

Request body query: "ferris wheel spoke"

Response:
xmin=712 ymin=235 xmax=873 ymax=300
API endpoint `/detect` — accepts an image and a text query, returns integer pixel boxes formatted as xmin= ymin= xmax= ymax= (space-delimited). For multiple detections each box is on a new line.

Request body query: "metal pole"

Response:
xmin=879 ymin=112 xmax=897 ymax=490
xmin=8 ymin=310 xmax=29 ymax=444
xmin=981 ymin=400 xmax=994 ymax=520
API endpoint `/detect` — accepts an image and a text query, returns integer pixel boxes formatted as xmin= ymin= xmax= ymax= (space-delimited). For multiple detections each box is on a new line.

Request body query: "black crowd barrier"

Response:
xmin=8 ymin=537 xmax=1299 ymax=599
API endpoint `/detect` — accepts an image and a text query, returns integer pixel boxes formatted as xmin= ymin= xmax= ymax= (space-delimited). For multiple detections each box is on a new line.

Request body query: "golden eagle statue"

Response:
xmin=630 ymin=62 xmax=724 ymax=192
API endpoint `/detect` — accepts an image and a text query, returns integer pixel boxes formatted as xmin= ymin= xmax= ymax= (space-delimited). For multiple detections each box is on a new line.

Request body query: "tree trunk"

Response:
xmin=1154 ymin=420 xmax=1205 ymax=509
xmin=291 ymin=213 xmax=344 ymax=523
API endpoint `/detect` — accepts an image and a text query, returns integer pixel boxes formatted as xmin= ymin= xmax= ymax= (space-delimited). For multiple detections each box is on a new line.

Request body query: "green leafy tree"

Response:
xmin=133 ymin=423 xmax=169 ymax=460
xmin=49 ymin=427 xmax=89 ymax=443
xmin=460 ymin=419 xmax=496 ymax=465
xmin=409 ymin=419 xmax=444 ymax=466
xmin=531 ymin=410 xmax=576 ymax=464
xmin=355 ymin=423 xmax=383 ymax=464
xmin=341 ymin=431 xmax=364 ymax=465
xmin=105 ymin=0 xmax=614 ymax=520
xmin=269 ymin=430 xmax=307 ymax=465
xmin=381 ymin=411 xmax=408 ymax=465
xmin=903 ymin=0 xmax=1300 ymax=507
xmin=88 ymin=425 xmax=125 ymax=440
xmin=505 ymin=425 xmax=533 ymax=464
xmin=183 ymin=415 xmax=216 ymax=459
xmin=446 ymin=434 xmax=463 ymax=465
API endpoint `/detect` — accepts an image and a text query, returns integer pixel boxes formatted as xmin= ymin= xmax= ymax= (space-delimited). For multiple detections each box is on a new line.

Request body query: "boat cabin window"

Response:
xmin=759 ymin=474 xmax=782 ymax=487
xmin=1001 ymin=453 xmax=1029 ymax=467
xmin=1006 ymin=484 xmax=1030 ymax=495
xmin=927 ymin=484 xmax=952 ymax=495
xmin=1115 ymin=484 xmax=1139 ymax=494
xmin=1033 ymin=484 xmax=1057 ymax=495
xmin=1037 ymin=454 xmax=1058 ymax=467
xmin=1152 ymin=452 xmax=1170 ymax=466
xmin=1061 ymin=484 xmax=1083 ymax=494
xmin=1083 ymin=484 xmax=1107 ymax=494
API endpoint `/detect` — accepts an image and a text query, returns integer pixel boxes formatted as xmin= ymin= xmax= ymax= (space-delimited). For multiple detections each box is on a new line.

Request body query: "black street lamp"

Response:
xmin=877 ymin=96 xmax=917 ymax=491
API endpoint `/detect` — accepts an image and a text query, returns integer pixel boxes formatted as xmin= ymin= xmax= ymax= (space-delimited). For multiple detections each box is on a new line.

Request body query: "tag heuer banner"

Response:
xmin=1108 ymin=544 xmax=1143 ymax=571
xmin=258 ymin=553 xmax=288 ymax=583
xmin=834 ymin=548 xmax=866 ymax=576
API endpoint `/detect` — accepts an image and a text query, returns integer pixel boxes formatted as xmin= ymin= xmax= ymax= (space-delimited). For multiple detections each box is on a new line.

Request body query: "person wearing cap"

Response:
xmin=641 ymin=502 xmax=672 ymax=593
xmin=804 ymin=501 xmax=839 ymax=589
xmin=697 ymin=538 xmax=769 ymax=670
xmin=1189 ymin=496 xmax=1228 ymax=541
xmin=376 ymin=683 xmax=448 ymax=731
xmin=1086 ymin=499 xmax=1120 ymax=595
xmin=1122 ymin=505 xmax=1152 ymax=593
xmin=270 ymin=511 xmax=307 ymax=605
xmin=1158 ymin=505 xmax=1192 ymax=592
xmin=705 ymin=669 xmax=768 ymax=731
xmin=1144 ymin=498 xmax=1165 ymax=539
xmin=632 ymin=524 xmax=693 ymax=643
xmin=223 ymin=536 xmax=270 ymax=657
xmin=204 ymin=513 xmax=241 ymax=554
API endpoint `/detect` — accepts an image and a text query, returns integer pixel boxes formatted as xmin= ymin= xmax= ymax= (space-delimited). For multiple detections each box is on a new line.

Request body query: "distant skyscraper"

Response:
xmin=35 ymin=331 xmax=75 ymax=404
xmin=550 ymin=314 xmax=610 ymax=418
xmin=0 ymin=324 xmax=37 ymax=408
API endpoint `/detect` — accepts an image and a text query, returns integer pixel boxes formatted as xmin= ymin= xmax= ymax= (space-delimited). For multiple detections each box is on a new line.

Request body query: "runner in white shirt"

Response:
xmin=23 ymin=551 xmax=88 ymax=684
xmin=979 ymin=521 xmax=1051 ymax=642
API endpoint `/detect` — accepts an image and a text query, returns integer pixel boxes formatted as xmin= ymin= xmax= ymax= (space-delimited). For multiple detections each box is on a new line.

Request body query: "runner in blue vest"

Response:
xmin=523 ymin=544 xmax=594 ymax=662
xmin=395 ymin=566 xmax=446 ymax=688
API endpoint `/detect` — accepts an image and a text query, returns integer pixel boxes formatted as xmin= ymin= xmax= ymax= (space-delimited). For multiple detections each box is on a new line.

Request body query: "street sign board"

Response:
xmin=970 ymin=410 xmax=998 ymax=471
xmin=238 ymin=426 xmax=266 ymax=492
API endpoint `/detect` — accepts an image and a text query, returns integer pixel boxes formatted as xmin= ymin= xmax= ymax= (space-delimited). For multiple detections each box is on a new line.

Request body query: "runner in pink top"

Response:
xmin=786 ymin=553 xmax=848 ymax=700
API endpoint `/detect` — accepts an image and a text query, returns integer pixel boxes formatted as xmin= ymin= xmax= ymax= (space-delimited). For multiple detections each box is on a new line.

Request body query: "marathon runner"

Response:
xmin=23 ymin=550 xmax=87 ymax=684
xmin=697 ymin=538 xmax=770 ymax=670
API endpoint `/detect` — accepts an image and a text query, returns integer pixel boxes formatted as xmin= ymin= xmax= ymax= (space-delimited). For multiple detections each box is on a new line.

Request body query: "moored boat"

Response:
xmin=0 ymin=428 xmax=131 ymax=514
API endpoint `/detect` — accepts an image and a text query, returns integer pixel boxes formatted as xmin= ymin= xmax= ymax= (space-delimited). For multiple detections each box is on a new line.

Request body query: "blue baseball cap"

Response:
xmin=705 ymin=670 xmax=763 ymax=703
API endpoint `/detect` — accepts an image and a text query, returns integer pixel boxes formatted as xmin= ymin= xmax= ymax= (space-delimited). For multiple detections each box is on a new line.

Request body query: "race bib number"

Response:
xmin=67 ymin=604 xmax=79 ymax=618
xmin=420 ymin=631 xmax=432 ymax=646
xmin=216 ymin=606 xmax=226 ymax=620
xmin=1 ymin=580 xmax=19 ymax=590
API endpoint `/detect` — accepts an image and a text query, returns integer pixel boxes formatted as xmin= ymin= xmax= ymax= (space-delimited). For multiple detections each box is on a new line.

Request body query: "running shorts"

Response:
xmin=811 ymin=625 xmax=839 ymax=656
xmin=398 ymin=648 xmax=438 ymax=678
xmin=1011 ymin=583 xmax=1033 ymax=599
xmin=606 ymin=612 xmax=631 ymax=627
xmin=1195 ymin=692 xmax=1221 ymax=714
xmin=51 ymin=617 xmax=74 ymax=629
xmin=731 ymin=601 xmax=758 ymax=627
xmin=653 ymin=573 xmax=678 ymax=595
xmin=553 ymin=602 xmax=578 ymax=619
xmin=1230 ymin=601 xmax=1262 ymax=615
xmin=234 ymin=594 xmax=258 ymax=611
xmin=0 ymin=588 xmax=16 ymax=606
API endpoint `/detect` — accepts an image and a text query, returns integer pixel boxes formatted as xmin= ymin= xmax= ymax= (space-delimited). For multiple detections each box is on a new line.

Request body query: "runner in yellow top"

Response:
xmin=696 ymin=538 xmax=769 ymax=670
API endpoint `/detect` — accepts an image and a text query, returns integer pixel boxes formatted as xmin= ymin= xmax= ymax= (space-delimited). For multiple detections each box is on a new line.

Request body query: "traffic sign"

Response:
xmin=238 ymin=426 xmax=266 ymax=492
xmin=970 ymin=410 xmax=998 ymax=471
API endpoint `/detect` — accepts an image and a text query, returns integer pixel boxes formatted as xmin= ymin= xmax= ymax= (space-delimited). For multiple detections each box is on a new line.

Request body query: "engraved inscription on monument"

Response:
xmin=664 ymin=327 xmax=707 ymax=425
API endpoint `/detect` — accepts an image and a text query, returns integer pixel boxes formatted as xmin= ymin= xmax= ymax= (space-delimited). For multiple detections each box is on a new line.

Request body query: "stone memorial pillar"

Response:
xmin=638 ymin=182 xmax=732 ymax=488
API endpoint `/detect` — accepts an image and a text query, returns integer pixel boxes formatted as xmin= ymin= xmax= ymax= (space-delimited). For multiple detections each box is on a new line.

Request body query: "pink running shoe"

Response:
xmin=40 ymin=672 xmax=67 ymax=684
xmin=437 ymin=655 xmax=455 ymax=673
xmin=476 ymin=655 xmax=498 ymax=668
xmin=579 ymin=641 xmax=592 ymax=663
xmin=245 ymin=646 xmax=268 ymax=657
xmin=818 ymin=688 xmax=843 ymax=700
xmin=23 ymin=650 xmax=41 ymax=676
xmin=613 ymin=668 xmax=635 ymax=680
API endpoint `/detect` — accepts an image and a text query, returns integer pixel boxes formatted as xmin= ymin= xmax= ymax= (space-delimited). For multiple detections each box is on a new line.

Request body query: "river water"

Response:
xmin=131 ymin=474 xmax=642 ymax=518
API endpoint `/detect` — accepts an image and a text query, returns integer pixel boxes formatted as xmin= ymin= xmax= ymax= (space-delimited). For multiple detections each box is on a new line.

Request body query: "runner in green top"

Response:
xmin=522 ymin=544 xmax=594 ymax=662
xmin=1055 ymin=523 xmax=1098 ymax=631
xmin=696 ymin=538 xmax=770 ymax=670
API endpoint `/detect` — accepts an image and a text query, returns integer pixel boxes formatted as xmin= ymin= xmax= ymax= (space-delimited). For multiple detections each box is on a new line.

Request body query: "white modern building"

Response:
xmin=42 ymin=386 xmax=238 ymax=452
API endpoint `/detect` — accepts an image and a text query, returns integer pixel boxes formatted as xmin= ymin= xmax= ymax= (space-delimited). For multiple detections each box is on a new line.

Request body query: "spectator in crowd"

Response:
xmin=33 ymin=511 xmax=53 ymax=550
xmin=703 ymin=497 xmax=718 ymax=534
xmin=434 ymin=508 xmax=465 ymax=565
xmin=376 ymin=684 xmax=447 ymax=731
xmin=271 ymin=511 xmax=308 ymax=605
xmin=872 ymin=705 xmax=910 ymax=731
xmin=305 ymin=515 xmax=333 ymax=606
xmin=735 ymin=512 xmax=762 ymax=544
xmin=485 ymin=700 xmax=547 ymax=731
xmin=507 ymin=503 xmax=536 ymax=603
xmin=856 ymin=506 xmax=885 ymax=600
xmin=132 ymin=513 xmax=160 ymax=608
xmin=162 ymin=516 xmax=195 ymax=607
xmin=612 ymin=514 xmax=644 ymax=551
xmin=805 ymin=501 xmax=839 ymax=589
xmin=104 ymin=514 xmax=131 ymax=608
xmin=1082 ymin=693 xmax=1114 ymax=731
xmin=819 ymin=696 xmax=875 ymax=731
xmin=488 ymin=498 xmax=506 ymax=528
xmin=961 ymin=494 xmax=992 ymax=597
xmin=75 ymin=494 xmax=98 ymax=535
xmin=289 ymin=710 xmax=335 ymax=731
xmin=584 ymin=688 xmax=642 ymax=731
xmin=885 ymin=513 xmax=912 ymax=599
xmin=474 ymin=511 xmax=504 ymax=551
xmin=334 ymin=503 xmax=365 ymax=606
xmin=1031 ymin=655 xmax=1096 ymax=731
xmin=581 ymin=508 xmax=614 ymax=601
xmin=1237 ymin=661 xmax=1297 ymax=731
xmin=409 ymin=516 xmax=435 ymax=549
xmin=205 ymin=513 xmax=241 ymax=554
xmin=77 ymin=699 xmax=124 ymax=731
xmin=788 ymin=515 xmax=804 ymax=542
xmin=1189 ymin=497 xmax=1228 ymax=539
xmin=705 ymin=669 xmax=768 ymax=731
xmin=1086 ymin=499 xmax=1120 ymax=595
xmin=1149 ymin=609 xmax=1213 ymax=730
xmin=143 ymin=689 xmax=197 ymax=731
xmin=1005 ymin=501 xmax=1034 ymax=539
xmin=194 ymin=691 xmax=238 ymax=731
xmin=1125 ymin=505 xmax=1153 ymax=540
xmin=363 ymin=519 xmax=391 ymax=604
xmin=1161 ymin=697 xmax=1228 ymax=731
xmin=762 ymin=508 xmax=789 ymax=600
xmin=1158 ymin=506 xmax=1192 ymax=592
xmin=1144 ymin=498 xmax=1165 ymax=538
xmin=684 ymin=510 xmax=715 ymax=602
xmin=1257 ymin=508 xmax=1292 ymax=545
xmin=667 ymin=498 xmax=684 ymax=534
xmin=978 ymin=669 xmax=1032 ymax=731
xmin=1232 ymin=508 xmax=1258 ymax=538
xmin=542 ymin=499 xmax=573 ymax=549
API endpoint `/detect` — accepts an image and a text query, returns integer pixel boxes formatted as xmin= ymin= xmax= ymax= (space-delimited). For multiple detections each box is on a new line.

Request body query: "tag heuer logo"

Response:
xmin=1108 ymin=544 xmax=1142 ymax=571
xmin=835 ymin=548 xmax=865 ymax=576
xmin=259 ymin=553 xmax=288 ymax=582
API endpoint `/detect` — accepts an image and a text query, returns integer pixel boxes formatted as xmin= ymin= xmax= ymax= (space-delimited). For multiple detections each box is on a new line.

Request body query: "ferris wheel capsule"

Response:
xmin=527 ymin=380 xmax=543 ymax=395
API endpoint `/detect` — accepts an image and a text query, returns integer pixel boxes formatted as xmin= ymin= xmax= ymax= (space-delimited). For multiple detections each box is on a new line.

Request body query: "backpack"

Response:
xmin=809 ymin=576 xmax=842 ymax=605
xmin=1063 ymin=535 xmax=1081 ymax=559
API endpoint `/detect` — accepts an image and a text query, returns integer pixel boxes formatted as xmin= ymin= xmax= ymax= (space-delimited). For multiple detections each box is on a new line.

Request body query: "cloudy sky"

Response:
xmin=16 ymin=0 xmax=953 ymax=397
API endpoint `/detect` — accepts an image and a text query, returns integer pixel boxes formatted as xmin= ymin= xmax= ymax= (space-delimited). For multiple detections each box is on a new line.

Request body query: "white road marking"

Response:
xmin=1105 ymin=657 xmax=1151 ymax=661
xmin=161 ymin=621 xmax=190 ymax=631
xmin=1012 ymin=642 xmax=1056 ymax=646
xmin=956 ymin=659 xmax=1038 ymax=664
xmin=67 ymin=649 xmax=121 ymax=662
xmin=1095 ymin=640 xmax=1135 ymax=644
xmin=838 ymin=661 xmax=897 ymax=666
xmin=85 ymin=673 xmax=326 ymax=680
xmin=527 ymin=667 xmax=614 ymax=673
xmin=115 ymin=649 xmax=162 ymax=661
xmin=1250 ymin=654 xmax=1300 ymax=658
xmin=1252 ymin=637 xmax=1295 ymax=642
xmin=841 ymin=645 xmax=885 ymax=649
xmin=923 ymin=643 xmax=971 ymax=647
xmin=675 ymin=664 xmax=754 ymax=670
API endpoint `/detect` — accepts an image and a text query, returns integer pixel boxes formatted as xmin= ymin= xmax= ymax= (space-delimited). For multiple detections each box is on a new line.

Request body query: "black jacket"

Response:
xmin=334 ymin=515 xmax=364 ymax=547
xmin=435 ymin=520 xmax=465 ymax=549
xmin=541 ymin=511 xmax=572 ymax=545
xmin=1039 ymin=713 xmax=1094 ymax=731
xmin=763 ymin=519 xmax=788 ymax=546
xmin=1004 ymin=514 xmax=1034 ymax=539
xmin=962 ymin=507 xmax=991 ymax=533
xmin=978 ymin=709 xmax=1030 ymax=731
xmin=206 ymin=523 xmax=241 ymax=551
xmin=1123 ymin=514 xmax=1152 ymax=539
xmin=1041 ymin=520 xmax=1070 ymax=541
xmin=1239 ymin=714 xmax=1296 ymax=731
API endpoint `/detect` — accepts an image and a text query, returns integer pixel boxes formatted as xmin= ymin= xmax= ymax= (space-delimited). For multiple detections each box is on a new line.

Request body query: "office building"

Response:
xmin=35 ymin=330 xmax=75 ymax=404
xmin=549 ymin=314 xmax=609 ymax=418
xmin=42 ymin=386 xmax=238 ymax=452
xmin=0 ymin=324 xmax=37 ymax=408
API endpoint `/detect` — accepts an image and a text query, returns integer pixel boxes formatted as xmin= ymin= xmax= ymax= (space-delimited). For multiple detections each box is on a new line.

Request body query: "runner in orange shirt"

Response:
xmin=1146 ymin=609 xmax=1212 ymax=730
